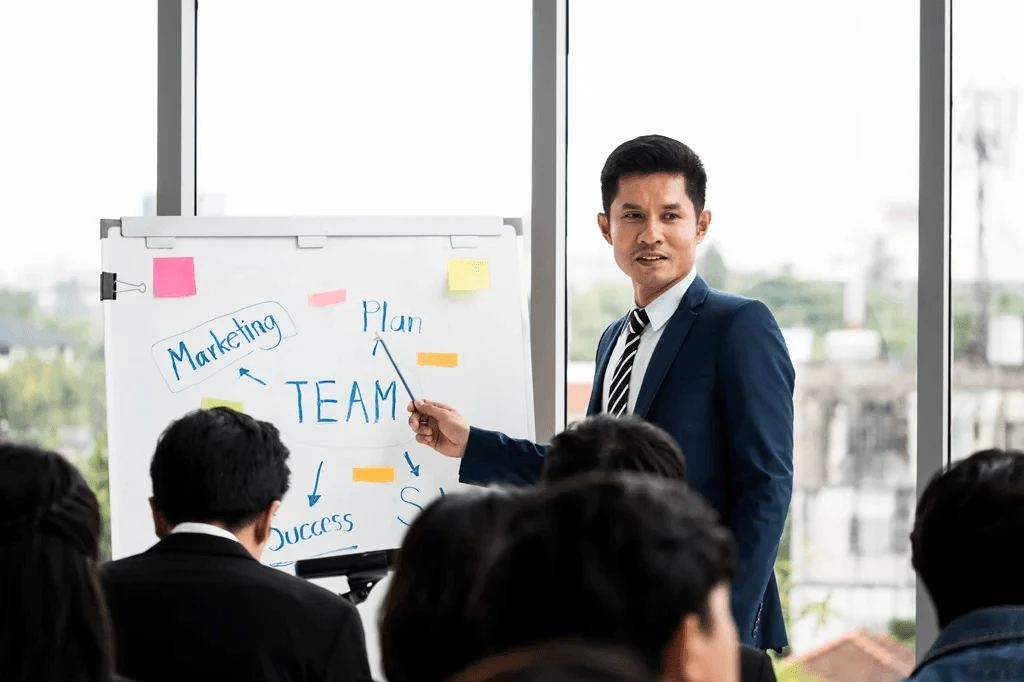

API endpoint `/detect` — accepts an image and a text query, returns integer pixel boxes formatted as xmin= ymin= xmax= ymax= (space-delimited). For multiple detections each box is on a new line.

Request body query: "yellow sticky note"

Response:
xmin=352 ymin=467 xmax=396 ymax=483
xmin=417 ymin=352 xmax=459 ymax=368
xmin=448 ymin=258 xmax=490 ymax=292
xmin=201 ymin=397 xmax=244 ymax=412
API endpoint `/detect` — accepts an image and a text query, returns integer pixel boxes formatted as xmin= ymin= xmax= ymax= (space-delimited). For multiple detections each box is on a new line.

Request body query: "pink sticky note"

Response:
xmin=152 ymin=257 xmax=197 ymax=298
xmin=308 ymin=288 xmax=347 ymax=307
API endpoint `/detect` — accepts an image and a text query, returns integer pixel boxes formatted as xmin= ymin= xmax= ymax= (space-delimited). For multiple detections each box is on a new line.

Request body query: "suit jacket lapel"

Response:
xmin=633 ymin=275 xmax=710 ymax=418
xmin=587 ymin=315 xmax=628 ymax=415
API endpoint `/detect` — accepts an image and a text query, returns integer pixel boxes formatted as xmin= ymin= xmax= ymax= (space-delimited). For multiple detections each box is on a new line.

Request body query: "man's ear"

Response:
xmin=679 ymin=613 xmax=711 ymax=682
xmin=695 ymin=210 xmax=712 ymax=244
xmin=598 ymin=213 xmax=613 ymax=245
xmin=253 ymin=499 xmax=282 ymax=546
xmin=149 ymin=496 xmax=172 ymax=538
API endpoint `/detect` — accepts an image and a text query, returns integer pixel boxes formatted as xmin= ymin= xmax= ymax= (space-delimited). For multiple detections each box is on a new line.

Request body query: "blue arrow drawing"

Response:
xmin=404 ymin=451 xmax=420 ymax=477
xmin=307 ymin=461 xmax=324 ymax=507
xmin=238 ymin=367 xmax=266 ymax=385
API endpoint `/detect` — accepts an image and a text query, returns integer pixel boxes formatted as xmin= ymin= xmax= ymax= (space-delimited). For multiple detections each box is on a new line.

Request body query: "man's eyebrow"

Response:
xmin=618 ymin=202 xmax=685 ymax=211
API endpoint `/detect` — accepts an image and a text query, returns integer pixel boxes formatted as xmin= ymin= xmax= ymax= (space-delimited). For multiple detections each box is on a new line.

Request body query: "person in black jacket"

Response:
xmin=475 ymin=472 xmax=761 ymax=682
xmin=379 ymin=488 xmax=523 ymax=682
xmin=540 ymin=415 xmax=777 ymax=682
xmin=451 ymin=640 xmax=659 ymax=682
xmin=0 ymin=441 xmax=126 ymax=682
xmin=101 ymin=407 xmax=372 ymax=682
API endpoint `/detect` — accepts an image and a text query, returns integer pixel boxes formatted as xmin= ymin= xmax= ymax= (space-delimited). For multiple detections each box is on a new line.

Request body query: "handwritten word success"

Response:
xmin=269 ymin=512 xmax=354 ymax=553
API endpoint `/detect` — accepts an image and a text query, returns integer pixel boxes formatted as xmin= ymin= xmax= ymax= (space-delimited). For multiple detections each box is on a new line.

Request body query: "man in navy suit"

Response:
xmin=408 ymin=134 xmax=794 ymax=652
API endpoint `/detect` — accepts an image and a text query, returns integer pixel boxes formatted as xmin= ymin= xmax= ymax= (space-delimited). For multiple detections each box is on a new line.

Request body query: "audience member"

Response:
xmin=380 ymin=488 xmax=522 ymax=682
xmin=475 ymin=473 xmax=740 ymax=682
xmin=541 ymin=413 xmax=686 ymax=484
xmin=541 ymin=414 xmax=777 ymax=682
xmin=451 ymin=640 xmax=658 ymax=682
xmin=101 ymin=407 xmax=372 ymax=682
xmin=906 ymin=448 xmax=1024 ymax=680
xmin=0 ymin=441 xmax=124 ymax=682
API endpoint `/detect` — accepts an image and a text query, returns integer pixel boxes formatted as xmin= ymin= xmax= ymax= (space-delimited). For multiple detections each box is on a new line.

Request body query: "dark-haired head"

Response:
xmin=597 ymin=135 xmax=711 ymax=308
xmin=542 ymin=414 xmax=687 ymax=485
xmin=451 ymin=640 xmax=659 ymax=682
xmin=474 ymin=473 xmax=739 ymax=682
xmin=0 ymin=441 xmax=112 ymax=682
xmin=149 ymin=406 xmax=291 ymax=558
xmin=600 ymin=135 xmax=708 ymax=217
xmin=380 ymin=488 xmax=523 ymax=682
xmin=911 ymin=448 xmax=1024 ymax=628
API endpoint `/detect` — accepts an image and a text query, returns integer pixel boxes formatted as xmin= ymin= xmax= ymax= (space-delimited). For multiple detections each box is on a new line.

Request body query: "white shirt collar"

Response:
xmin=169 ymin=521 xmax=240 ymax=543
xmin=635 ymin=269 xmax=698 ymax=332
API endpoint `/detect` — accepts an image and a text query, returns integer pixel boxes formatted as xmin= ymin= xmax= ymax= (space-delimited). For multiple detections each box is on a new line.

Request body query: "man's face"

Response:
xmin=672 ymin=584 xmax=740 ymax=682
xmin=598 ymin=172 xmax=710 ymax=307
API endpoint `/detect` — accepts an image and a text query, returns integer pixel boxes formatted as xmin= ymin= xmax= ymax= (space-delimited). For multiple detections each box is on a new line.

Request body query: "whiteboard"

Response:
xmin=101 ymin=216 xmax=533 ymax=569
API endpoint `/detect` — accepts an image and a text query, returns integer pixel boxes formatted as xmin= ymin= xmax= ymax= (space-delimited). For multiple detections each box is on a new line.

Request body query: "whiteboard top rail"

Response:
xmin=101 ymin=216 xmax=524 ymax=239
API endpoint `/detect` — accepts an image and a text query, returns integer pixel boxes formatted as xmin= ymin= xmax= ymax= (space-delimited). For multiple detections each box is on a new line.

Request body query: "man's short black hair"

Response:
xmin=150 ymin=407 xmax=291 ymax=530
xmin=600 ymin=134 xmax=707 ymax=216
xmin=473 ymin=473 xmax=735 ymax=674
xmin=911 ymin=448 xmax=1024 ymax=628
xmin=380 ymin=489 xmax=523 ymax=682
xmin=542 ymin=414 xmax=687 ymax=485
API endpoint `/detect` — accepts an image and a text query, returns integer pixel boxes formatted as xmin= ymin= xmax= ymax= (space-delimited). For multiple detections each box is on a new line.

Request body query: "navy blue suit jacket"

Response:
xmin=458 ymin=275 xmax=795 ymax=651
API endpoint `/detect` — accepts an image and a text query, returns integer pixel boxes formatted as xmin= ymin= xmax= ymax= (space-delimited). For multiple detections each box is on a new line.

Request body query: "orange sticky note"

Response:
xmin=201 ymin=397 xmax=244 ymax=412
xmin=352 ymin=467 xmax=396 ymax=483
xmin=153 ymin=257 xmax=197 ymax=298
xmin=447 ymin=258 xmax=490 ymax=292
xmin=417 ymin=352 xmax=458 ymax=368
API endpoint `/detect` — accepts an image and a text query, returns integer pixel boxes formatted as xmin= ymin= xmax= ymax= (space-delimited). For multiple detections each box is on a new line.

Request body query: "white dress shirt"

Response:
xmin=601 ymin=269 xmax=697 ymax=414
xmin=169 ymin=521 xmax=240 ymax=543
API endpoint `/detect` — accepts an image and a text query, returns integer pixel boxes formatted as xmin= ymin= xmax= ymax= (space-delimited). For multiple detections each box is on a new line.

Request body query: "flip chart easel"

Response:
xmin=100 ymin=215 xmax=534 ymax=568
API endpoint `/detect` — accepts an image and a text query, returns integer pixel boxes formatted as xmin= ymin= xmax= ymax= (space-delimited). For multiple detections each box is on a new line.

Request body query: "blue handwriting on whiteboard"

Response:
xmin=268 ymin=512 xmax=355 ymax=552
xmin=307 ymin=461 xmax=324 ymax=507
xmin=363 ymin=300 xmax=423 ymax=334
xmin=238 ymin=367 xmax=266 ymax=385
xmin=150 ymin=301 xmax=297 ymax=392
xmin=397 ymin=485 xmax=447 ymax=526
xmin=403 ymin=451 xmax=420 ymax=476
xmin=286 ymin=378 xmax=398 ymax=424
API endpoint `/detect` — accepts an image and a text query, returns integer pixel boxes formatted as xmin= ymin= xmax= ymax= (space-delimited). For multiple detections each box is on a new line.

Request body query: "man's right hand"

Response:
xmin=407 ymin=399 xmax=470 ymax=459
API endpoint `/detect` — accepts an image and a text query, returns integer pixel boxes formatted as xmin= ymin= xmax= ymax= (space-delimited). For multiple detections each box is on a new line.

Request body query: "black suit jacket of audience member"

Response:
xmin=101 ymin=533 xmax=373 ymax=682
xmin=741 ymin=646 xmax=777 ymax=682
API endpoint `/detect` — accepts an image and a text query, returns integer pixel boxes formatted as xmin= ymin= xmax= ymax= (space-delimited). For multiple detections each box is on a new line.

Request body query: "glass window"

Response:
xmin=197 ymin=0 xmax=531 ymax=222
xmin=0 ymin=1 xmax=156 ymax=559
xmin=567 ymin=0 xmax=918 ymax=672
xmin=197 ymin=6 xmax=530 ymax=675
xmin=950 ymin=0 xmax=1024 ymax=462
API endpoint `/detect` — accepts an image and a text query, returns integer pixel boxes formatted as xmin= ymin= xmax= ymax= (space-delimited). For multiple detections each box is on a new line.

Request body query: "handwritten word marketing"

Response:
xmin=151 ymin=301 xmax=297 ymax=391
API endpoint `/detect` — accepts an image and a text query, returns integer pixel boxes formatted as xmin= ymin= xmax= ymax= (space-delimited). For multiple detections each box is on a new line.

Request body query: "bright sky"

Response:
xmin=1 ymin=1 xmax=1022 ymax=285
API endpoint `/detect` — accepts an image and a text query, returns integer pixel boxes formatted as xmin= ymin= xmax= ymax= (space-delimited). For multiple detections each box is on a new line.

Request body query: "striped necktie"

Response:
xmin=607 ymin=307 xmax=650 ymax=416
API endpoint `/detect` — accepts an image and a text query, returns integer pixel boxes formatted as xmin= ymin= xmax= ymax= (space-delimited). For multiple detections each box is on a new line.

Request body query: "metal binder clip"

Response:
xmin=100 ymin=272 xmax=148 ymax=301
xmin=117 ymin=279 xmax=147 ymax=294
